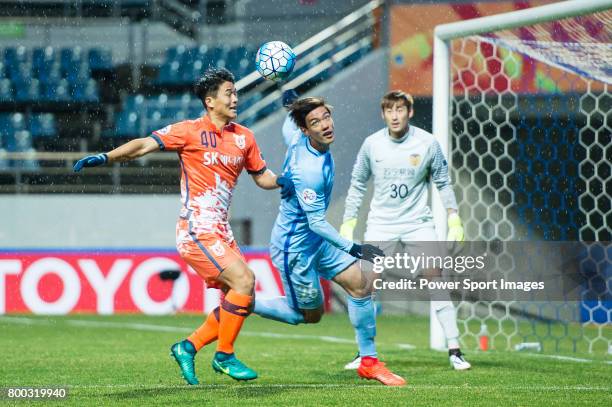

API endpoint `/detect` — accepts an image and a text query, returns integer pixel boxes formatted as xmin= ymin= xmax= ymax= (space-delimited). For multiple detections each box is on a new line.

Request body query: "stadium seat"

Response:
xmin=0 ymin=114 xmax=11 ymax=138
xmin=0 ymin=79 xmax=13 ymax=102
xmin=71 ymin=79 xmax=99 ymax=102
xmin=6 ymin=130 xmax=39 ymax=170
xmin=60 ymin=47 xmax=85 ymax=76
xmin=38 ymin=65 xmax=62 ymax=88
xmin=8 ymin=62 xmax=31 ymax=83
xmin=154 ymin=93 xmax=169 ymax=111
xmin=115 ymin=110 xmax=141 ymax=137
xmin=3 ymin=47 xmax=18 ymax=67
xmin=88 ymin=48 xmax=113 ymax=70
xmin=66 ymin=61 xmax=92 ymax=85
xmin=30 ymin=113 xmax=57 ymax=138
xmin=41 ymin=79 xmax=71 ymax=102
xmin=0 ymin=61 xmax=7 ymax=79
xmin=124 ymin=94 xmax=145 ymax=112
xmin=32 ymin=47 xmax=56 ymax=76
xmin=14 ymin=79 xmax=40 ymax=102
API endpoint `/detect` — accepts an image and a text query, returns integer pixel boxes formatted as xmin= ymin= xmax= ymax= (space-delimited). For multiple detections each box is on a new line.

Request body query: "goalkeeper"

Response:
xmin=340 ymin=90 xmax=471 ymax=371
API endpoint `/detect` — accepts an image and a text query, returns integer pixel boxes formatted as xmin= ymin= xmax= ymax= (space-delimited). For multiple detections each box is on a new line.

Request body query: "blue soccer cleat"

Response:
xmin=170 ymin=340 xmax=199 ymax=385
xmin=211 ymin=352 xmax=258 ymax=381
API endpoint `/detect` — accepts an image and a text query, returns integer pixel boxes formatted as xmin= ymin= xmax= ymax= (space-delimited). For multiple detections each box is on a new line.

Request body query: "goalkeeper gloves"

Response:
xmin=340 ymin=218 xmax=357 ymax=240
xmin=73 ymin=153 xmax=108 ymax=172
xmin=447 ymin=213 xmax=464 ymax=242
xmin=349 ymin=243 xmax=385 ymax=263
xmin=276 ymin=176 xmax=295 ymax=199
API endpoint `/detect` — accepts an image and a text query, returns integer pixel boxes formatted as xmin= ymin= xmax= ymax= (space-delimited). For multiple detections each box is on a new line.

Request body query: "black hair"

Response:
xmin=193 ymin=68 xmax=235 ymax=110
xmin=288 ymin=97 xmax=332 ymax=129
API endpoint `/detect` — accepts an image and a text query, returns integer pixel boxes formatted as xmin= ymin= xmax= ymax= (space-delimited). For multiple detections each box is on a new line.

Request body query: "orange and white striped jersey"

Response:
xmin=151 ymin=115 xmax=266 ymax=243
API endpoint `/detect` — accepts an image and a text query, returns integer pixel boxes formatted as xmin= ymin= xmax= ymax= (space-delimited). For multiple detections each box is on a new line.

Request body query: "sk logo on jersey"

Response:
xmin=210 ymin=240 xmax=226 ymax=257
xmin=234 ymin=134 xmax=246 ymax=149
xmin=301 ymin=188 xmax=317 ymax=204
xmin=408 ymin=154 xmax=421 ymax=166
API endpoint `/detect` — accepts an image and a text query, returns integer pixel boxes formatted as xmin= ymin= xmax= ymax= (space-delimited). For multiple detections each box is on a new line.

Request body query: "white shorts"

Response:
xmin=364 ymin=225 xmax=439 ymax=242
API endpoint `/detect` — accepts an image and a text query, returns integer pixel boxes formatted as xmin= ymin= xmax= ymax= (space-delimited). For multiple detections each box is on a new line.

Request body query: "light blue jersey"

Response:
xmin=270 ymin=134 xmax=353 ymax=254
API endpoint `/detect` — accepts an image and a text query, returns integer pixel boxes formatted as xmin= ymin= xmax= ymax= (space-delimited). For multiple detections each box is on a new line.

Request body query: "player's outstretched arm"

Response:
xmin=306 ymin=211 xmax=383 ymax=263
xmin=73 ymin=137 xmax=160 ymax=172
xmin=251 ymin=169 xmax=295 ymax=199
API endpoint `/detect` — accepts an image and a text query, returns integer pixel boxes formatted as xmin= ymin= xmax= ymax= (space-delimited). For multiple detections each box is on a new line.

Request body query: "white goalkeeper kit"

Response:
xmin=343 ymin=125 xmax=458 ymax=240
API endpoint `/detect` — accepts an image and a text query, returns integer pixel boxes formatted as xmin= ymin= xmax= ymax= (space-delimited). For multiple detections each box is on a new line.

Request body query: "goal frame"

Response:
xmin=429 ymin=0 xmax=612 ymax=350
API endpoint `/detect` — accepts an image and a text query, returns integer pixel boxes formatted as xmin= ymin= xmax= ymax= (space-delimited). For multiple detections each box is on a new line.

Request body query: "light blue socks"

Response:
xmin=347 ymin=295 xmax=377 ymax=357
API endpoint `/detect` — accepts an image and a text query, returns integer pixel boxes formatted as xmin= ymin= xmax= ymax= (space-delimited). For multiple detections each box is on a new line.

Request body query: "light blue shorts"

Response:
xmin=270 ymin=241 xmax=356 ymax=310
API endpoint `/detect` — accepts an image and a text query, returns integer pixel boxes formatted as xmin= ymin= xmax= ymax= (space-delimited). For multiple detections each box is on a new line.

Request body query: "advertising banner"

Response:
xmin=0 ymin=249 xmax=330 ymax=315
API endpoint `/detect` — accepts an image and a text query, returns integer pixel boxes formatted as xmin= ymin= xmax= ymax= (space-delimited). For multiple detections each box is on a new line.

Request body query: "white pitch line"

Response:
xmin=0 ymin=316 xmax=413 ymax=349
xmin=524 ymin=353 xmax=594 ymax=363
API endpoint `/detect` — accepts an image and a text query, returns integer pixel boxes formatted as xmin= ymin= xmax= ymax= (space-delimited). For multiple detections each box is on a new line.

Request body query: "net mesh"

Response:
xmin=449 ymin=9 xmax=611 ymax=353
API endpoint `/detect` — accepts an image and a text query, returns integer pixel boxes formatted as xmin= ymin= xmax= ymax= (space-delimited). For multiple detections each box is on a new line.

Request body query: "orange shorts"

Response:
xmin=177 ymin=232 xmax=245 ymax=287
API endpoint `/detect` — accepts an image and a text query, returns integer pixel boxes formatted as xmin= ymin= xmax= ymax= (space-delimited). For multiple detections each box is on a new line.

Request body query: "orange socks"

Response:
xmin=187 ymin=307 xmax=220 ymax=351
xmin=217 ymin=290 xmax=252 ymax=354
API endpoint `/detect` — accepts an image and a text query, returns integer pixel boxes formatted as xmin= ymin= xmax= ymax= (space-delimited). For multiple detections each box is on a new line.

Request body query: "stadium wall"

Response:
xmin=0 ymin=195 xmax=179 ymax=248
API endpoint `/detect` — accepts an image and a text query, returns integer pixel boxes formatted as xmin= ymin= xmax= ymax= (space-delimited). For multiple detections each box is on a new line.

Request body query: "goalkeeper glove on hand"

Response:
xmin=73 ymin=153 xmax=108 ymax=172
xmin=447 ymin=213 xmax=464 ymax=242
xmin=349 ymin=243 xmax=385 ymax=263
xmin=276 ymin=176 xmax=295 ymax=199
xmin=340 ymin=218 xmax=357 ymax=240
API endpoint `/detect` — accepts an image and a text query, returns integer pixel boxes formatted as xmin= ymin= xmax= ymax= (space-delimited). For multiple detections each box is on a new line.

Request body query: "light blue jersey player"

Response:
xmin=254 ymin=96 xmax=406 ymax=386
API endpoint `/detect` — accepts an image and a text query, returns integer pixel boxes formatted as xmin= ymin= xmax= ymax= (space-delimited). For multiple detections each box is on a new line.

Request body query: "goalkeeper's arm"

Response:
xmin=341 ymin=139 xmax=372 ymax=240
xmin=430 ymin=141 xmax=464 ymax=241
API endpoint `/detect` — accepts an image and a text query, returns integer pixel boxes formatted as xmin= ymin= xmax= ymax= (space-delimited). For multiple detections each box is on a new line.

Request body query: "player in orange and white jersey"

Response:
xmin=74 ymin=68 xmax=294 ymax=383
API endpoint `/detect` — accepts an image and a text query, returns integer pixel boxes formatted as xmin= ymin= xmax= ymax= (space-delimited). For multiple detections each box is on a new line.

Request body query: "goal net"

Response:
xmin=433 ymin=0 xmax=611 ymax=353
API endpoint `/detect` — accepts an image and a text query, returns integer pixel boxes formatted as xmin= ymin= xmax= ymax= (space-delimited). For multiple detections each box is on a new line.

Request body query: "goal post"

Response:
xmin=431 ymin=0 xmax=611 ymax=352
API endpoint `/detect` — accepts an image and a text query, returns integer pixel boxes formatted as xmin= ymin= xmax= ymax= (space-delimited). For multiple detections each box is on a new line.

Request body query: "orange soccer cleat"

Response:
xmin=357 ymin=358 xmax=406 ymax=386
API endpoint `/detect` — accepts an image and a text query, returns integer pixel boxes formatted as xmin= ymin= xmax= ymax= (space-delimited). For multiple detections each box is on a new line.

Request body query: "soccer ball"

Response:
xmin=255 ymin=41 xmax=296 ymax=82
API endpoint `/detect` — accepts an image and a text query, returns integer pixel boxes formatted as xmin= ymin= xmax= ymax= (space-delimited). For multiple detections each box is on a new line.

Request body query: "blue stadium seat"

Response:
xmin=88 ymin=48 xmax=112 ymax=70
xmin=14 ymin=79 xmax=40 ymax=102
xmin=71 ymin=79 xmax=99 ymax=102
xmin=8 ymin=62 xmax=31 ymax=83
xmin=30 ymin=113 xmax=57 ymax=138
xmin=7 ymin=130 xmax=39 ymax=170
xmin=38 ymin=65 xmax=62 ymax=87
xmin=60 ymin=47 xmax=86 ymax=77
xmin=41 ymin=79 xmax=70 ymax=102
xmin=185 ymin=59 xmax=204 ymax=82
xmin=115 ymin=111 xmax=141 ymax=137
xmin=154 ymin=93 xmax=169 ymax=111
xmin=195 ymin=45 xmax=209 ymax=61
xmin=0 ymin=79 xmax=13 ymax=102
xmin=161 ymin=60 xmax=181 ymax=85
xmin=32 ymin=47 xmax=56 ymax=74
xmin=0 ymin=114 xmax=11 ymax=140
xmin=4 ymin=47 xmax=18 ymax=66
xmin=66 ymin=61 xmax=92 ymax=85
xmin=5 ymin=46 xmax=28 ymax=67
xmin=124 ymin=94 xmax=145 ymax=112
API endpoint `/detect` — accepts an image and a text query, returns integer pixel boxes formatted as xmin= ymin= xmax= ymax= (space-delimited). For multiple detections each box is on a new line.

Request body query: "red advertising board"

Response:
xmin=0 ymin=249 xmax=330 ymax=315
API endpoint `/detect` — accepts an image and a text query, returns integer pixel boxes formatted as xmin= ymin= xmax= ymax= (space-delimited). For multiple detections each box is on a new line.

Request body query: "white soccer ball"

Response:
xmin=255 ymin=41 xmax=296 ymax=82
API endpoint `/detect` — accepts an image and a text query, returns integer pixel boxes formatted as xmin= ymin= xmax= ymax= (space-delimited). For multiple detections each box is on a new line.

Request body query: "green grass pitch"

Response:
xmin=1 ymin=314 xmax=610 ymax=406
